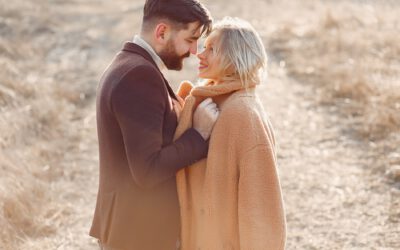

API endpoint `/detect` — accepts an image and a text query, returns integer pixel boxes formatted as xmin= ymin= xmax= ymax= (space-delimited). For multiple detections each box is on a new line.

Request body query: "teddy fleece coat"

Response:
xmin=174 ymin=80 xmax=286 ymax=250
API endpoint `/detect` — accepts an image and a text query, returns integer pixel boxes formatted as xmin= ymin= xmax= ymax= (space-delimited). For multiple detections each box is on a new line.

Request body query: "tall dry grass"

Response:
xmin=268 ymin=1 xmax=400 ymax=141
xmin=1 ymin=0 xmax=145 ymax=248
xmin=0 ymin=0 xmax=93 ymax=249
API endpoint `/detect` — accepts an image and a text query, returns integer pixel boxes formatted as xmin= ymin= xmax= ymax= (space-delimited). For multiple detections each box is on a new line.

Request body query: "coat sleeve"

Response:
xmin=238 ymin=143 xmax=286 ymax=250
xmin=111 ymin=65 xmax=208 ymax=189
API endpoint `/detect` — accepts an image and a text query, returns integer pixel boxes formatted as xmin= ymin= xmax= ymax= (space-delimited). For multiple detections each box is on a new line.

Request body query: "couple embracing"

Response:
xmin=90 ymin=0 xmax=286 ymax=249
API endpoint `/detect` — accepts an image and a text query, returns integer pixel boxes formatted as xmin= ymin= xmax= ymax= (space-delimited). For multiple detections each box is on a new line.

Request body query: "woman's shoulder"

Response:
xmin=219 ymin=99 xmax=271 ymax=136
xmin=216 ymin=93 xmax=276 ymax=154
xmin=221 ymin=91 xmax=265 ymax=119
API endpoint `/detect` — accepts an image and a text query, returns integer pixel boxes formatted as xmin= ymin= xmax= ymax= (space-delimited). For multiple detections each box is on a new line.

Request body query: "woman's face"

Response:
xmin=197 ymin=31 xmax=221 ymax=81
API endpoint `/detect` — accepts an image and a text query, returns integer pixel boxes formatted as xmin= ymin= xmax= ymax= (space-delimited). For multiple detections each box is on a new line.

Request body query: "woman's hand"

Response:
xmin=193 ymin=98 xmax=220 ymax=140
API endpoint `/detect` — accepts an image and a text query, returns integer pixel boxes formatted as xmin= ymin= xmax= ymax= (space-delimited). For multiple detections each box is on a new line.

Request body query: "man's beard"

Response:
xmin=158 ymin=39 xmax=190 ymax=70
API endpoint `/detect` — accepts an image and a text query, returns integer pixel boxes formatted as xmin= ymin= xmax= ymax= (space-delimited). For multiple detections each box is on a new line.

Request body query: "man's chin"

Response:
xmin=168 ymin=65 xmax=183 ymax=71
xmin=165 ymin=61 xmax=184 ymax=71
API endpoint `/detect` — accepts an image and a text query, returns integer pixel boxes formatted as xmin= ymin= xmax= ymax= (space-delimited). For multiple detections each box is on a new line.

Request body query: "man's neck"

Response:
xmin=133 ymin=35 xmax=167 ymax=72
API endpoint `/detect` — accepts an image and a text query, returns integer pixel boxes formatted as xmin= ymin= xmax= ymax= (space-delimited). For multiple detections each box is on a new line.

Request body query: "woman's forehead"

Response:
xmin=205 ymin=31 xmax=219 ymax=44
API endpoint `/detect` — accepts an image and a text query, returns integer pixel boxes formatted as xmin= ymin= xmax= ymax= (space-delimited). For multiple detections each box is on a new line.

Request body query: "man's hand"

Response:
xmin=193 ymin=98 xmax=220 ymax=140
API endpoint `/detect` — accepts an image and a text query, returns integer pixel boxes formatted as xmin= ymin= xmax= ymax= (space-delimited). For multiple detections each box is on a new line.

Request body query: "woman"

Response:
xmin=174 ymin=17 xmax=286 ymax=250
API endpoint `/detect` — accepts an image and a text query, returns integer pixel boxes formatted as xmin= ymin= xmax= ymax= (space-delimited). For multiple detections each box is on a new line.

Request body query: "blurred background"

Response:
xmin=0 ymin=0 xmax=399 ymax=249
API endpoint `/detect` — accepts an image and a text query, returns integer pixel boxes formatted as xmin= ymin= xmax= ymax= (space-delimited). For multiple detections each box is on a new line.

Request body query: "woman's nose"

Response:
xmin=197 ymin=50 xmax=205 ymax=60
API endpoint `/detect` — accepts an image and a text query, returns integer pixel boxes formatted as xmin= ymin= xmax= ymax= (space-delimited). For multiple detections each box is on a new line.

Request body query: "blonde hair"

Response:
xmin=211 ymin=17 xmax=267 ymax=88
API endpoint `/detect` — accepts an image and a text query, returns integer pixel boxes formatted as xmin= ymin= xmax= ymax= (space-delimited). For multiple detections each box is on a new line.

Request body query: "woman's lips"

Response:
xmin=198 ymin=63 xmax=208 ymax=70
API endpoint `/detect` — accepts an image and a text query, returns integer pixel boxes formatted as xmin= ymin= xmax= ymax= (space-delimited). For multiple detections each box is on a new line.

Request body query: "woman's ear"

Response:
xmin=154 ymin=23 xmax=170 ymax=45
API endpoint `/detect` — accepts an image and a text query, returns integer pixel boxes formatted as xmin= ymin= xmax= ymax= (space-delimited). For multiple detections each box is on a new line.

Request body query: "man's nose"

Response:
xmin=189 ymin=41 xmax=198 ymax=55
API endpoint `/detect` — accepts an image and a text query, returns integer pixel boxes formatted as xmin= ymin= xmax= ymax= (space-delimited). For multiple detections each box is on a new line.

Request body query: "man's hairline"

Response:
xmin=143 ymin=17 xmax=207 ymax=37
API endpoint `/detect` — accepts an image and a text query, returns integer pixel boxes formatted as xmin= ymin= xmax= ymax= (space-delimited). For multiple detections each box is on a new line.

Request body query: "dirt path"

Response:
xmin=261 ymin=66 xmax=399 ymax=249
xmin=26 ymin=0 xmax=398 ymax=249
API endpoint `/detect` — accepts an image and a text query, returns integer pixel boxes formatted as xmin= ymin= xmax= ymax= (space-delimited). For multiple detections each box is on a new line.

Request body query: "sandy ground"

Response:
xmin=1 ymin=0 xmax=399 ymax=249
xmin=263 ymin=67 xmax=399 ymax=249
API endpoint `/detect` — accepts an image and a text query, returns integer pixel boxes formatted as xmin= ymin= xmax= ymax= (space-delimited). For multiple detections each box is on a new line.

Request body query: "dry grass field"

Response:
xmin=0 ymin=0 xmax=399 ymax=249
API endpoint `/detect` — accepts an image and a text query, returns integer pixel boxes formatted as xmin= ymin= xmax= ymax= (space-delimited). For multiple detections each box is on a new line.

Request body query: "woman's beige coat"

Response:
xmin=174 ymin=80 xmax=286 ymax=250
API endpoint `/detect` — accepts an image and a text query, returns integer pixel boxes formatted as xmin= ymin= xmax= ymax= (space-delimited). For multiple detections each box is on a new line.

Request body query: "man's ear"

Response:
xmin=154 ymin=23 xmax=171 ymax=45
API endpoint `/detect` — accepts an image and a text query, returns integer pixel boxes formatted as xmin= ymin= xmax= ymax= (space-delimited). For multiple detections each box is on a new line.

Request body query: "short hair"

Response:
xmin=211 ymin=17 xmax=267 ymax=88
xmin=142 ymin=0 xmax=212 ymax=36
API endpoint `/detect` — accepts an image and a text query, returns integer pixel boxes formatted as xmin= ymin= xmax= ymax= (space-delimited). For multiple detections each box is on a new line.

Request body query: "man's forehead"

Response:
xmin=185 ymin=21 xmax=202 ymax=37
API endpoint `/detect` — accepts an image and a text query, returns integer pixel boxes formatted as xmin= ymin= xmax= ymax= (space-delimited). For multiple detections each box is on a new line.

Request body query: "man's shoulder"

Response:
xmin=100 ymin=50 xmax=162 ymax=87
xmin=109 ymin=50 xmax=158 ymax=77
xmin=98 ymin=50 xmax=163 ymax=103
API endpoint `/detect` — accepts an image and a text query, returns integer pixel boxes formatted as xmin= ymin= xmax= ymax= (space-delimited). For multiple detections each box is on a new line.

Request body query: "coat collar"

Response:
xmin=132 ymin=36 xmax=167 ymax=72
xmin=121 ymin=42 xmax=177 ymax=100
xmin=191 ymin=80 xmax=257 ymax=98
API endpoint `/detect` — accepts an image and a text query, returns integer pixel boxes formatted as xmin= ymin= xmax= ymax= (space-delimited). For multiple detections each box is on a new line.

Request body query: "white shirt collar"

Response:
xmin=133 ymin=35 xmax=167 ymax=72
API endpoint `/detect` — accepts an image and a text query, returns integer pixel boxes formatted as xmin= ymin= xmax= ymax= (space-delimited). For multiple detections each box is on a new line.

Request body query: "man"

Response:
xmin=90 ymin=0 xmax=217 ymax=249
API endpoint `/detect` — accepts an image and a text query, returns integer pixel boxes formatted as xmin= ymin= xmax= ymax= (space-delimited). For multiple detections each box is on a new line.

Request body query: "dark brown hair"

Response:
xmin=143 ymin=0 xmax=212 ymax=36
